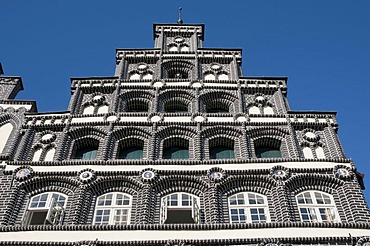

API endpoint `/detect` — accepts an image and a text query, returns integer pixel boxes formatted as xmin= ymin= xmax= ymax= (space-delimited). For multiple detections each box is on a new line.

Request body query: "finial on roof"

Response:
xmin=177 ymin=7 xmax=183 ymax=24
xmin=0 ymin=63 xmax=3 ymax=75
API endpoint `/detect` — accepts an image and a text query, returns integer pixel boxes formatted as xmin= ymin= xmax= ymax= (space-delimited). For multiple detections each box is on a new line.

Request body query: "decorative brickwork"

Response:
xmin=0 ymin=21 xmax=369 ymax=245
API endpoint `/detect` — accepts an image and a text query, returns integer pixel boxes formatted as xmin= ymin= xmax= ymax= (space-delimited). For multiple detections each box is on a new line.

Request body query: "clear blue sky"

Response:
xmin=1 ymin=1 xmax=370 ymax=200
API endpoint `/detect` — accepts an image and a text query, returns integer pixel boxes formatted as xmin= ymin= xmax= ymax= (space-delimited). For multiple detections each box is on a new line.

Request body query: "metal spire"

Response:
xmin=177 ymin=7 xmax=183 ymax=24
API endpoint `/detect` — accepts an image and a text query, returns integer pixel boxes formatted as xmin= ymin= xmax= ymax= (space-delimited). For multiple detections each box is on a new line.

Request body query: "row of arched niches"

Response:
xmin=0 ymin=120 xmax=345 ymax=162
xmin=74 ymin=89 xmax=286 ymax=116
xmin=122 ymin=60 xmax=238 ymax=81
xmin=5 ymin=164 xmax=365 ymax=226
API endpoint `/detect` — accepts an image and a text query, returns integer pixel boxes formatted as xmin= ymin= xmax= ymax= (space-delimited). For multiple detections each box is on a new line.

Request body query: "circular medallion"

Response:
xmin=273 ymin=169 xmax=286 ymax=178
xmin=142 ymin=170 xmax=155 ymax=180
xmin=210 ymin=171 xmax=223 ymax=179
xmin=270 ymin=166 xmax=289 ymax=180
xmin=16 ymin=168 xmax=31 ymax=179
xmin=337 ymin=168 xmax=350 ymax=177
xmin=78 ymin=169 xmax=96 ymax=183
xmin=80 ymin=171 xmax=92 ymax=181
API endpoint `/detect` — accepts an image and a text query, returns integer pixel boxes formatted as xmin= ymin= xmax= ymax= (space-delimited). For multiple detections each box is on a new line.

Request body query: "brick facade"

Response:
xmin=0 ymin=21 xmax=369 ymax=245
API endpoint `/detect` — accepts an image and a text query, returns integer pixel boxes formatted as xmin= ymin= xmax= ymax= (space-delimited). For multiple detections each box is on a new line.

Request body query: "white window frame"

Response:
xmin=93 ymin=192 xmax=132 ymax=225
xmin=296 ymin=190 xmax=340 ymax=223
xmin=23 ymin=192 xmax=67 ymax=225
xmin=228 ymin=192 xmax=270 ymax=224
xmin=160 ymin=192 xmax=200 ymax=224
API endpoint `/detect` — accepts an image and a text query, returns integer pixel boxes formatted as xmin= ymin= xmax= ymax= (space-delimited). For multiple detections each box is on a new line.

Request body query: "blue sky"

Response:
xmin=1 ymin=1 xmax=370 ymax=200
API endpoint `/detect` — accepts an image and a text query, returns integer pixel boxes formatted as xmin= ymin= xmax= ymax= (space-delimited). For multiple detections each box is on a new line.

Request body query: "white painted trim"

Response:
xmin=4 ymin=161 xmax=351 ymax=173
xmin=24 ymin=115 xmax=335 ymax=125
xmin=0 ymin=104 xmax=33 ymax=110
xmin=0 ymin=227 xmax=368 ymax=242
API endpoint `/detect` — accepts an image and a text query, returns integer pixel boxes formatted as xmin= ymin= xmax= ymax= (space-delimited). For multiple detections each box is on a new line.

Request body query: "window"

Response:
xmin=160 ymin=192 xmax=200 ymax=224
xmin=163 ymin=146 xmax=189 ymax=159
xmin=296 ymin=191 xmax=339 ymax=223
xmin=255 ymin=147 xmax=281 ymax=158
xmin=119 ymin=147 xmax=143 ymax=159
xmin=94 ymin=192 xmax=132 ymax=225
xmin=210 ymin=147 xmax=235 ymax=159
xmin=167 ymin=70 xmax=188 ymax=79
xmin=164 ymin=101 xmax=188 ymax=113
xmin=127 ymin=100 xmax=148 ymax=112
xmin=24 ymin=192 xmax=67 ymax=225
xmin=206 ymin=101 xmax=230 ymax=113
xmin=163 ymin=138 xmax=189 ymax=160
xmin=228 ymin=192 xmax=269 ymax=224
xmin=254 ymin=138 xmax=282 ymax=158
xmin=74 ymin=147 xmax=98 ymax=160
xmin=118 ymin=139 xmax=144 ymax=159
xmin=209 ymin=137 xmax=235 ymax=159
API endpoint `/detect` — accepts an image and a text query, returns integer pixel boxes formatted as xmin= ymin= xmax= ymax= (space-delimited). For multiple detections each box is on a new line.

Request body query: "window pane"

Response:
xmin=163 ymin=147 xmax=189 ymax=159
xmin=319 ymin=208 xmax=336 ymax=222
xmin=230 ymin=208 xmax=246 ymax=224
xmin=210 ymin=147 xmax=235 ymax=159
xmin=229 ymin=195 xmax=237 ymax=205
xmin=127 ymin=100 xmax=149 ymax=112
xmin=237 ymin=194 xmax=245 ymax=205
xmin=30 ymin=194 xmax=49 ymax=208
xmin=164 ymin=102 xmax=188 ymax=112
xmin=52 ymin=193 xmax=66 ymax=207
xmin=182 ymin=194 xmax=192 ymax=206
xmin=28 ymin=211 xmax=48 ymax=225
xmin=250 ymin=208 xmax=267 ymax=223
xmin=119 ymin=147 xmax=143 ymax=159
xmin=229 ymin=193 xmax=269 ymax=224
xmin=95 ymin=209 xmax=110 ymax=225
xmin=207 ymin=108 xmax=228 ymax=113
xmin=300 ymin=207 xmax=317 ymax=222
xmin=168 ymin=194 xmax=178 ymax=206
xmin=75 ymin=147 xmax=98 ymax=160
xmin=248 ymin=193 xmax=257 ymax=205
xmin=114 ymin=209 xmax=129 ymax=225
xmin=255 ymin=147 xmax=281 ymax=158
